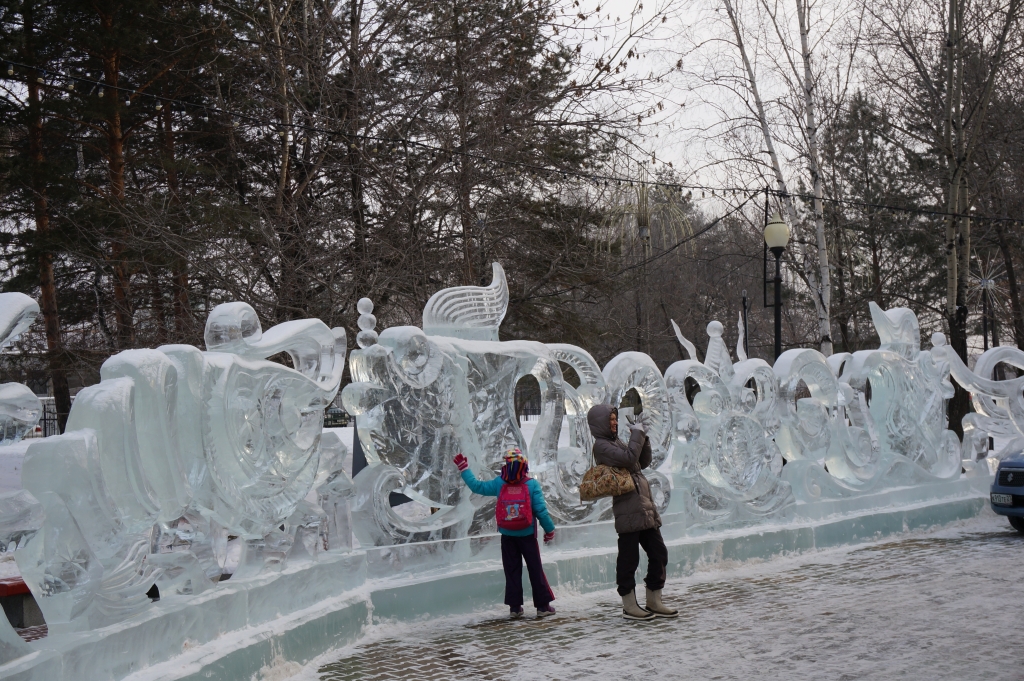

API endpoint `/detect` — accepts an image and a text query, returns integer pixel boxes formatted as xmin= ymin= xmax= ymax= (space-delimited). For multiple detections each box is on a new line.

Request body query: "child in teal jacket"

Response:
xmin=454 ymin=449 xmax=557 ymax=618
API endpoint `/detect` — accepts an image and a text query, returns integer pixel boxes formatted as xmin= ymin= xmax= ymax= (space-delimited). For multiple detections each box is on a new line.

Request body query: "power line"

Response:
xmin=3 ymin=59 xmax=1023 ymax=227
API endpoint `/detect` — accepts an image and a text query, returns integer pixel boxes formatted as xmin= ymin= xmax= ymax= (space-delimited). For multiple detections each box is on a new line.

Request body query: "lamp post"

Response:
xmin=764 ymin=211 xmax=790 ymax=360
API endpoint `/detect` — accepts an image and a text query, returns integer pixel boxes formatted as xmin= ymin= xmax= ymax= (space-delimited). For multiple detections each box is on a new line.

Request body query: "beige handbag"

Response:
xmin=579 ymin=459 xmax=636 ymax=502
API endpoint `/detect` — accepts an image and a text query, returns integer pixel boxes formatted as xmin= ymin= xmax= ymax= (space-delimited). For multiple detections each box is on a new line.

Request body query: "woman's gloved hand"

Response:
xmin=453 ymin=453 xmax=469 ymax=471
xmin=543 ymin=530 xmax=555 ymax=544
xmin=627 ymin=411 xmax=651 ymax=434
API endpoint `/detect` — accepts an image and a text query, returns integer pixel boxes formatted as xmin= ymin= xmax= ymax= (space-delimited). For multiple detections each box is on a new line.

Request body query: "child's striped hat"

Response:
xmin=500 ymin=448 xmax=528 ymax=483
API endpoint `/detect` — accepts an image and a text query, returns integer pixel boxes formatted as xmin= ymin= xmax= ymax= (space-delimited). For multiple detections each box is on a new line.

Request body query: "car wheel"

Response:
xmin=1009 ymin=516 xmax=1024 ymax=534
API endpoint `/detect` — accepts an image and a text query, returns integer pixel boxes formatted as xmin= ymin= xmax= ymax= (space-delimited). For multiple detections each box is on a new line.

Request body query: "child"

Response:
xmin=453 ymin=449 xmax=557 ymax=619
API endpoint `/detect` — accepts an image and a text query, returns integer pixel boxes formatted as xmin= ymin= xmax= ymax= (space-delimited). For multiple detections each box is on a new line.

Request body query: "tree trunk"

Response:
xmin=724 ymin=0 xmax=791 ymax=218
xmin=347 ymin=0 xmax=367 ymax=269
xmin=24 ymin=2 xmax=71 ymax=432
xmin=995 ymin=220 xmax=1024 ymax=349
xmin=796 ymin=0 xmax=832 ymax=356
xmin=942 ymin=0 xmax=968 ymax=438
xmin=101 ymin=30 xmax=133 ymax=347
xmin=452 ymin=1 xmax=476 ymax=286
xmin=162 ymin=103 xmax=192 ymax=340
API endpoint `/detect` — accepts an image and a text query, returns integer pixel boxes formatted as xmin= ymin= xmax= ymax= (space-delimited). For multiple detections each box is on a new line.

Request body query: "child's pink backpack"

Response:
xmin=496 ymin=482 xmax=533 ymax=531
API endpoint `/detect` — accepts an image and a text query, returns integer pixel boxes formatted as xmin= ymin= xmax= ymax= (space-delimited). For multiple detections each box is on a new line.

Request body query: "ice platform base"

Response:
xmin=0 ymin=477 xmax=989 ymax=681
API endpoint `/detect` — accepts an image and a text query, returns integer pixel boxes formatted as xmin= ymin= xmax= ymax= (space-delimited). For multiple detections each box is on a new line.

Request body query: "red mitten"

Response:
xmin=453 ymin=453 xmax=469 ymax=471
xmin=543 ymin=530 xmax=555 ymax=544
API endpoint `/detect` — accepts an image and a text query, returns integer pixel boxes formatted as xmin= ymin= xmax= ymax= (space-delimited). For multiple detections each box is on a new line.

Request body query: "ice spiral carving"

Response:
xmin=835 ymin=304 xmax=961 ymax=480
xmin=667 ymin=320 xmax=791 ymax=522
xmin=774 ymin=348 xmax=878 ymax=486
xmin=933 ymin=336 xmax=1024 ymax=462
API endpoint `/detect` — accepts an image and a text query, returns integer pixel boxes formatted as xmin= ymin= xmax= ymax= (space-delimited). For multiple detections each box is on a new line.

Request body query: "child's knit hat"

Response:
xmin=500 ymin=449 xmax=529 ymax=483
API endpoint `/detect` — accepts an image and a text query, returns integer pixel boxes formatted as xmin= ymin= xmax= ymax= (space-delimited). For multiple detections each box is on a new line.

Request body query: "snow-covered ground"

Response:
xmin=283 ymin=510 xmax=1022 ymax=681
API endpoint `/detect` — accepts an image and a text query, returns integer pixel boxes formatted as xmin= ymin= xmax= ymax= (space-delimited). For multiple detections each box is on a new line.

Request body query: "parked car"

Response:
xmin=990 ymin=457 xmax=1024 ymax=533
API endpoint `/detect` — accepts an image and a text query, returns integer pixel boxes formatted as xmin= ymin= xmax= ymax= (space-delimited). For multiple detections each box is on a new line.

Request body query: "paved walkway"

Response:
xmin=312 ymin=512 xmax=1023 ymax=681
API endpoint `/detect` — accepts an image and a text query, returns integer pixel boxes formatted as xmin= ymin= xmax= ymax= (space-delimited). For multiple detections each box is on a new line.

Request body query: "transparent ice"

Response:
xmin=666 ymin=320 xmax=791 ymax=522
xmin=343 ymin=264 xmax=683 ymax=545
xmin=933 ymin=336 xmax=1024 ymax=461
xmin=834 ymin=304 xmax=961 ymax=480
xmin=0 ymin=489 xmax=41 ymax=661
xmin=12 ymin=302 xmax=346 ymax=631
xmin=0 ymin=264 xmax=996 ymax=674
xmin=344 ymin=265 xmax=578 ymax=543
xmin=0 ymin=293 xmax=42 ymax=445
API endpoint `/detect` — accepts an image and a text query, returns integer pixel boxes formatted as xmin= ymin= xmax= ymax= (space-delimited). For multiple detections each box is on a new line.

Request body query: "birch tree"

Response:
xmin=716 ymin=0 xmax=851 ymax=355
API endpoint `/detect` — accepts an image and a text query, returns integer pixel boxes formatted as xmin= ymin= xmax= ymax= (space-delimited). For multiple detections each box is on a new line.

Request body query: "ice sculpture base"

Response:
xmin=0 ymin=475 xmax=990 ymax=681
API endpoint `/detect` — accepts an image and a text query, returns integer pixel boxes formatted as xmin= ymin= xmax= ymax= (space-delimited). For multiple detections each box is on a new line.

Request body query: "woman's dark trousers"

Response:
xmin=616 ymin=527 xmax=668 ymax=596
xmin=501 ymin=533 xmax=554 ymax=609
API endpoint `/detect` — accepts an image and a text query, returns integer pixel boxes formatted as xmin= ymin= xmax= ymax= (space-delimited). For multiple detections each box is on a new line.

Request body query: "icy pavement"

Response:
xmin=285 ymin=511 xmax=1024 ymax=681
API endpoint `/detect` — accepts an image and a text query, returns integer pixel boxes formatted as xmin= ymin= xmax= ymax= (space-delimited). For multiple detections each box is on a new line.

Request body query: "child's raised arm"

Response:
xmin=453 ymin=453 xmax=503 ymax=496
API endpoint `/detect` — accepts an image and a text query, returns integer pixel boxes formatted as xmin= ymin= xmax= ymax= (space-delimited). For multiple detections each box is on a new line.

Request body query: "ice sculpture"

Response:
xmin=832 ymin=304 xmax=961 ymax=480
xmin=546 ymin=344 xmax=613 ymax=522
xmin=932 ymin=337 xmax=1024 ymax=461
xmin=13 ymin=302 xmax=346 ymax=630
xmin=666 ymin=320 xmax=792 ymax=521
xmin=0 ymin=490 xmax=42 ymax=662
xmin=342 ymin=263 xmax=702 ymax=545
xmin=0 ymin=292 xmax=42 ymax=444
xmin=0 ymin=256 xmax=999 ymax=681
xmin=314 ymin=430 xmax=355 ymax=552
xmin=774 ymin=348 xmax=878 ymax=485
xmin=344 ymin=265 xmax=605 ymax=545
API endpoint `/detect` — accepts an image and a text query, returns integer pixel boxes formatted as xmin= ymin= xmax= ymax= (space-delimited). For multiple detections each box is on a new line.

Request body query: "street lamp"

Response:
xmin=764 ymin=211 xmax=790 ymax=360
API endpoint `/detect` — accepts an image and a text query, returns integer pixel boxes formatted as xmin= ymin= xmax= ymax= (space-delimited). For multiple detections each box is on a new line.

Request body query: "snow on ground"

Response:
xmin=281 ymin=510 xmax=1023 ymax=681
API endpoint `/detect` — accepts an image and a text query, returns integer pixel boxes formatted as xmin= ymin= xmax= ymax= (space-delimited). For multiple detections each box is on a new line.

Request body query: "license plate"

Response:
xmin=991 ymin=493 xmax=1013 ymax=506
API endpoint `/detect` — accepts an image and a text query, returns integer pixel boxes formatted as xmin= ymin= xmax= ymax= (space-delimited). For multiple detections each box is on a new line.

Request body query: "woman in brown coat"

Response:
xmin=587 ymin=403 xmax=678 ymax=620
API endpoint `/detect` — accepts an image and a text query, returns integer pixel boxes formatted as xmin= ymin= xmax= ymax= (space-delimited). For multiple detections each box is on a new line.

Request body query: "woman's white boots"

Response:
xmin=644 ymin=588 xmax=679 ymax=618
xmin=621 ymin=591 xmax=655 ymax=620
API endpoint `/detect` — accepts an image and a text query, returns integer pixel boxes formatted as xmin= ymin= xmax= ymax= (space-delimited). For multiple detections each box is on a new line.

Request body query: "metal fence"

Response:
xmin=24 ymin=397 xmax=63 ymax=439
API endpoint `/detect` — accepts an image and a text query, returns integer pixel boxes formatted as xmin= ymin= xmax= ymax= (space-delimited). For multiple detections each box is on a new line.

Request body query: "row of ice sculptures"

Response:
xmin=1 ymin=263 xmax=1023 ymax=654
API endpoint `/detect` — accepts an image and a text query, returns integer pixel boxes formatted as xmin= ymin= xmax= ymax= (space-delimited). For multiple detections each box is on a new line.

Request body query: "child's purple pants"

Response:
xmin=500 ymin=532 xmax=554 ymax=610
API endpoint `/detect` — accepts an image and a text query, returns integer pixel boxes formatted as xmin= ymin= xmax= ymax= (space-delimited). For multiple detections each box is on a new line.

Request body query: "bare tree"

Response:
xmin=862 ymin=0 xmax=1024 ymax=430
xmin=694 ymin=0 xmax=863 ymax=356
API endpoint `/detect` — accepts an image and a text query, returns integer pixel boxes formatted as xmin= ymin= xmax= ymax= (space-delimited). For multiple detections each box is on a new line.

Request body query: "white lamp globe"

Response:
xmin=764 ymin=212 xmax=790 ymax=250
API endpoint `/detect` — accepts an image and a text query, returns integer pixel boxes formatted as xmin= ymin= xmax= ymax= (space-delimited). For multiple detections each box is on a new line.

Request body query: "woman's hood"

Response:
xmin=587 ymin=404 xmax=616 ymax=441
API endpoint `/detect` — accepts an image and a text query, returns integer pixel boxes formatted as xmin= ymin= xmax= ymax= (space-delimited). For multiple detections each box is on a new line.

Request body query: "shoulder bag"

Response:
xmin=579 ymin=447 xmax=635 ymax=501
